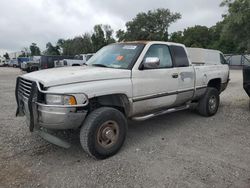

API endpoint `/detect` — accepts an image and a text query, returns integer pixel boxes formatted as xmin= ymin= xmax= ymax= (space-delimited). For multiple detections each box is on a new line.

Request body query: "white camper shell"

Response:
xmin=187 ymin=48 xmax=226 ymax=65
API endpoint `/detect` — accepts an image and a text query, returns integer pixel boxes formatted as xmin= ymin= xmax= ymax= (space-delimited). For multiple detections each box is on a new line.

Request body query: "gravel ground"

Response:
xmin=0 ymin=67 xmax=249 ymax=188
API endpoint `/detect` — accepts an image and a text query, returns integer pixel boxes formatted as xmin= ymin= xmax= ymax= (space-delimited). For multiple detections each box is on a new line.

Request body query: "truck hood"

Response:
xmin=22 ymin=66 xmax=131 ymax=87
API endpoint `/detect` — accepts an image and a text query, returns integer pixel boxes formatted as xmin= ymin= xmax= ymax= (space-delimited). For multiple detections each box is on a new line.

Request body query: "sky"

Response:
xmin=0 ymin=0 xmax=227 ymax=56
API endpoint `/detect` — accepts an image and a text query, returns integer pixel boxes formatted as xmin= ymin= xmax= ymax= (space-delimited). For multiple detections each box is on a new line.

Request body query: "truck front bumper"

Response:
xmin=16 ymin=78 xmax=88 ymax=131
xmin=37 ymin=103 xmax=87 ymax=129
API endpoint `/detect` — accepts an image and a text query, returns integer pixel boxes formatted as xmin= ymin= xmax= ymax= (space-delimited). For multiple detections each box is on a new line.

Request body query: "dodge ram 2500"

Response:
xmin=15 ymin=41 xmax=229 ymax=159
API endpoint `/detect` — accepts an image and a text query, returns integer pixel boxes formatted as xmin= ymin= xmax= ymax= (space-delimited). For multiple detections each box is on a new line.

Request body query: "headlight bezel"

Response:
xmin=45 ymin=94 xmax=88 ymax=106
xmin=35 ymin=81 xmax=89 ymax=107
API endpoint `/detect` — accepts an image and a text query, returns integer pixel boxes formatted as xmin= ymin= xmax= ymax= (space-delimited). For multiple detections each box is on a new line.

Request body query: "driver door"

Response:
xmin=132 ymin=44 xmax=179 ymax=115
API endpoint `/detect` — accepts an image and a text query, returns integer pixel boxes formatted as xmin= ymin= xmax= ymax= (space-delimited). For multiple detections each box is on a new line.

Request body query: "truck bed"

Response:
xmin=194 ymin=64 xmax=229 ymax=93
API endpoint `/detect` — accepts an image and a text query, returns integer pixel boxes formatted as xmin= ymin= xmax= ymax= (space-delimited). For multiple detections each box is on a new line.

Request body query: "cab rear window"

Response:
xmin=170 ymin=46 xmax=189 ymax=67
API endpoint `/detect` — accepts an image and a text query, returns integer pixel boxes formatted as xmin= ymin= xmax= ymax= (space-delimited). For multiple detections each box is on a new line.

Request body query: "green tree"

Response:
xmin=57 ymin=39 xmax=65 ymax=48
xmin=18 ymin=51 xmax=26 ymax=57
xmin=56 ymin=39 xmax=66 ymax=54
xmin=57 ymin=33 xmax=94 ymax=56
xmin=220 ymin=0 xmax=250 ymax=53
xmin=30 ymin=43 xmax=41 ymax=56
xmin=169 ymin=22 xmax=237 ymax=53
xmin=116 ymin=29 xmax=126 ymax=42
xmin=91 ymin=24 xmax=115 ymax=52
xmin=44 ymin=42 xmax=60 ymax=55
xmin=81 ymin=33 xmax=94 ymax=53
xmin=181 ymin=25 xmax=211 ymax=48
xmin=91 ymin=25 xmax=105 ymax=52
xmin=169 ymin=31 xmax=183 ymax=43
xmin=116 ymin=8 xmax=181 ymax=41
xmin=103 ymin=25 xmax=116 ymax=44
xmin=209 ymin=21 xmax=237 ymax=53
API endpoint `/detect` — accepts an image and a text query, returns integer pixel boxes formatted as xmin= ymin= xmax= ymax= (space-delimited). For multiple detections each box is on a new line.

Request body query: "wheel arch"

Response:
xmin=207 ymin=78 xmax=222 ymax=92
xmin=88 ymin=94 xmax=132 ymax=117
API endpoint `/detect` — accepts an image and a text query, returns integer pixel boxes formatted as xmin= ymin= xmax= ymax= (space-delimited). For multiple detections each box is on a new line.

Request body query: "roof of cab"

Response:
xmin=119 ymin=41 xmax=150 ymax=44
xmin=118 ymin=41 xmax=185 ymax=47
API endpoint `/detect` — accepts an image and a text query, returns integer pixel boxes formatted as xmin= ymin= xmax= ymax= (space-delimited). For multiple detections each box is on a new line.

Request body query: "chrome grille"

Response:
xmin=18 ymin=78 xmax=33 ymax=98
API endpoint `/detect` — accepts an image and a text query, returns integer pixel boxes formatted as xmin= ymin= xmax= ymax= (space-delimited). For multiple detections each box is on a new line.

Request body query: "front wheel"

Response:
xmin=197 ymin=87 xmax=220 ymax=117
xmin=80 ymin=107 xmax=127 ymax=159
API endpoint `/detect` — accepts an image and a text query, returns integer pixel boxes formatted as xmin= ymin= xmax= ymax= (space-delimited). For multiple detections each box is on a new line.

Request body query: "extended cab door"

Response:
xmin=132 ymin=44 xmax=179 ymax=115
xmin=169 ymin=45 xmax=195 ymax=105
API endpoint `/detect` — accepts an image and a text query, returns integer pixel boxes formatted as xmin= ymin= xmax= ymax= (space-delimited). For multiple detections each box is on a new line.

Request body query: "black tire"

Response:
xmin=30 ymin=67 xmax=36 ymax=72
xmin=197 ymin=87 xmax=220 ymax=117
xmin=80 ymin=107 xmax=127 ymax=159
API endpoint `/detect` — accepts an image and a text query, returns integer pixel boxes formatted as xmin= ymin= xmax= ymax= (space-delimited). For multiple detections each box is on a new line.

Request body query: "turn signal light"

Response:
xmin=68 ymin=96 xmax=77 ymax=105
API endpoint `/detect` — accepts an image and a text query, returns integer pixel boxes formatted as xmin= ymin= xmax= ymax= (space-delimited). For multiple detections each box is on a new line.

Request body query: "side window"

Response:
xmin=220 ymin=54 xmax=227 ymax=64
xmin=170 ymin=46 xmax=189 ymax=67
xmin=144 ymin=44 xmax=173 ymax=68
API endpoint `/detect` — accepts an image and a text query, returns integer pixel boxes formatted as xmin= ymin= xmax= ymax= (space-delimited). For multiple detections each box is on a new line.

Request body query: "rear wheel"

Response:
xmin=80 ymin=107 xmax=127 ymax=159
xmin=197 ymin=87 xmax=220 ymax=117
xmin=30 ymin=66 xmax=38 ymax=72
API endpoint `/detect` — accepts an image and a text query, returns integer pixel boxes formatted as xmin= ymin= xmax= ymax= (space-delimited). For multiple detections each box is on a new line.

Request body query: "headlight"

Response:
xmin=45 ymin=94 xmax=77 ymax=105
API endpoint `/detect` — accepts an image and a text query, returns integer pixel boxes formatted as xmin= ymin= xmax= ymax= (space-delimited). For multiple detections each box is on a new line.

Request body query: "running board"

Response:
xmin=132 ymin=105 xmax=190 ymax=121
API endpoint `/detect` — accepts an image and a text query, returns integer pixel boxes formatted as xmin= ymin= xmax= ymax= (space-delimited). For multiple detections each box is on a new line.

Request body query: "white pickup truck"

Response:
xmin=55 ymin=54 xmax=94 ymax=67
xmin=15 ymin=41 xmax=229 ymax=159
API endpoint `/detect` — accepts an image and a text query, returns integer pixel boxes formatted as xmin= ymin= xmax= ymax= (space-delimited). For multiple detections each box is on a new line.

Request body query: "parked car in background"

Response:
xmin=15 ymin=41 xmax=229 ymax=159
xmin=0 ymin=57 xmax=7 ymax=66
xmin=0 ymin=61 xmax=4 ymax=67
xmin=85 ymin=53 xmax=94 ymax=61
xmin=21 ymin=56 xmax=41 ymax=72
xmin=54 ymin=53 xmax=95 ymax=68
xmin=40 ymin=55 xmax=74 ymax=69
xmin=54 ymin=59 xmax=84 ymax=67
xmin=4 ymin=60 xmax=9 ymax=66
xmin=8 ymin=59 xmax=18 ymax=67
xmin=17 ymin=57 xmax=30 ymax=68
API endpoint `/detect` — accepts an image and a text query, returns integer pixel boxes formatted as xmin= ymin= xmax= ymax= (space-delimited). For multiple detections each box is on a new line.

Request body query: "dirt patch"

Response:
xmin=0 ymin=161 xmax=37 ymax=187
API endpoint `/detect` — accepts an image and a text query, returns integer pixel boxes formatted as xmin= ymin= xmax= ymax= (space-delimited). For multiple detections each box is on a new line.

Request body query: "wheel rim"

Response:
xmin=209 ymin=95 xmax=217 ymax=112
xmin=97 ymin=120 xmax=119 ymax=148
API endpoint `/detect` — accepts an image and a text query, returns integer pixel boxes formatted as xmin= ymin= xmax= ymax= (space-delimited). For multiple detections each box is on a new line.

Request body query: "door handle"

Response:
xmin=172 ymin=73 xmax=179 ymax=78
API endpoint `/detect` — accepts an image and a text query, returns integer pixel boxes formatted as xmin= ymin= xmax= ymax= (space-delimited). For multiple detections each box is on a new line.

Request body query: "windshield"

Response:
xmin=87 ymin=43 xmax=145 ymax=69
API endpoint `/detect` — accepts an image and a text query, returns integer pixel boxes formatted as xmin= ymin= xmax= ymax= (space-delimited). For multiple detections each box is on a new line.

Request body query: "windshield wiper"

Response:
xmin=92 ymin=64 xmax=108 ymax=67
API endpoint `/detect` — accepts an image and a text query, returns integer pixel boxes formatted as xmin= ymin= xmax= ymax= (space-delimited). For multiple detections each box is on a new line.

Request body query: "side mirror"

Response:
xmin=143 ymin=57 xmax=160 ymax=69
